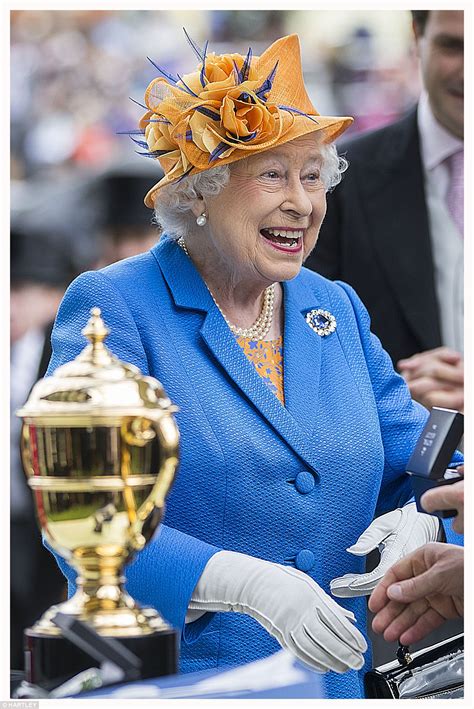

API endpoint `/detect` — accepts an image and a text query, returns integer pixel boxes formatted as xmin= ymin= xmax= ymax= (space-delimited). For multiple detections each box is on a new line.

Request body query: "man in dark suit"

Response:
xmin=306 ymin=10 xmax=463 ymax=412
xmin=10 ymin=225 xmax=79 ymax=670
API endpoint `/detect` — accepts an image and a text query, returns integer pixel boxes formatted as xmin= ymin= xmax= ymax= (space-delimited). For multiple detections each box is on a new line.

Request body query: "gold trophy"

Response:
xmin=17 ymin=308 xmax=180 ymax=690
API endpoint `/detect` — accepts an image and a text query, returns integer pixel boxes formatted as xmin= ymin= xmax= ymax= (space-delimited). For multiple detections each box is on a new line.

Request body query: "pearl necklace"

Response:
xmin=178 ymin=237 xmax=276 ymax=339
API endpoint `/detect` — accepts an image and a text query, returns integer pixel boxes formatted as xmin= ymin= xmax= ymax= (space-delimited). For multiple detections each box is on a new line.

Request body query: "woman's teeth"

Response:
xmin=262 ymin=228 xmax=304 ymax=246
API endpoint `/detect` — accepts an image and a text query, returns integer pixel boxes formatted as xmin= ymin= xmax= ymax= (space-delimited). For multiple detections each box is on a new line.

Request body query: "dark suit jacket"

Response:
xmin=10 ymin=321 xmax=64 ymax=671
xmin=306 ymin=108 xmax=442 ymax=365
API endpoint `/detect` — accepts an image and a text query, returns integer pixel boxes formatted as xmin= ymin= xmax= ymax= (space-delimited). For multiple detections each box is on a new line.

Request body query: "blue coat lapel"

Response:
xmin=153 ymin=236 xmax=212 ymax=313
xmin=282 ymin=277 xmax=322 ymax=430
xmin=154 ymin=239 xmax=328 ymax=473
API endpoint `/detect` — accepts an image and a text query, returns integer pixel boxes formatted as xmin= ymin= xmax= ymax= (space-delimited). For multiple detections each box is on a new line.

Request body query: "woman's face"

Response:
xmin=200 ymin=134 xmax=327 ymax=287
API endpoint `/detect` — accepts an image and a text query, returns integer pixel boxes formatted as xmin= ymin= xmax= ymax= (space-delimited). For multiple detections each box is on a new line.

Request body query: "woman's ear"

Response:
xmin=189 ymin=195 xmax=206 ymax=219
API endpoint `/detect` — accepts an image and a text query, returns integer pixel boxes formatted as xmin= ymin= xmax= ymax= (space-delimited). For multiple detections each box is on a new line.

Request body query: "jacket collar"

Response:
xmin=153 ymin=237 xmax=331 ymax=472
xmin=152 ymin=235 xmax=213 ymax=312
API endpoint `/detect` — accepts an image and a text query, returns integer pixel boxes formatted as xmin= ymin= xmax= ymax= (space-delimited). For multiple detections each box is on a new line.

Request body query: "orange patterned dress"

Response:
xmin=236 ymin=336 xmax=284 ymax=405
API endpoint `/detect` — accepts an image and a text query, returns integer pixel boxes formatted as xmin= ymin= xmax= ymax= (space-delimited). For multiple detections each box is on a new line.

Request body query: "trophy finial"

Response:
xmin=80 ymin=307 xmax=112 ymax=365
xmin=82 ymin=307 xmax=110 ymax=345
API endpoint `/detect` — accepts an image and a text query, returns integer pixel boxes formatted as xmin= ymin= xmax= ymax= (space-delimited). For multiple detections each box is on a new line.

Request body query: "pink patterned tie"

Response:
xmin=445 ymin=149 xmax=464 ymax=236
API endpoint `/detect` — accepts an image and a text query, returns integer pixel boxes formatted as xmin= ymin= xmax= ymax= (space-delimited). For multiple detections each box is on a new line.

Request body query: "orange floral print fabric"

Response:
xmin=237 ymin=335 xmax=284 ymax=405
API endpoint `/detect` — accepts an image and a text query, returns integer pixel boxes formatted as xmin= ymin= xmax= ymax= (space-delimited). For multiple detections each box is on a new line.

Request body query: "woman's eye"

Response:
xmin=305 ymin=172 xmax=320 ymax=182
xmin=262 ymin=170 xmax=280 ymax=179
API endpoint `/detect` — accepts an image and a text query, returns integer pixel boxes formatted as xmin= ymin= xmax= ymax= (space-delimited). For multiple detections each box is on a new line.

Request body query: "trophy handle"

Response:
xmin=121 ymin=417 xmax=157 ymax=447
xmin=149 ymin=413 xmax=180 ymax=508
xmin=120 ymin=414 xmax=179 ymax=552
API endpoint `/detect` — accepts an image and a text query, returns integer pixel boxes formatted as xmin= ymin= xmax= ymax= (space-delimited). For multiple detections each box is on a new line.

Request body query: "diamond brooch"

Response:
xmin=305 ymin=309 xmax=337 ymax=336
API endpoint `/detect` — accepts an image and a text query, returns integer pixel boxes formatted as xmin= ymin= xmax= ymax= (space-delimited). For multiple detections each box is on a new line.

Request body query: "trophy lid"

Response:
xmin=17 ymin=307 xmax=177 ymax=423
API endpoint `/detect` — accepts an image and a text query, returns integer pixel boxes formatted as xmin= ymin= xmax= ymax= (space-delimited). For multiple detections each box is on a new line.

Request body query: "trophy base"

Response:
xmin=24 ymin=625 xmax=178 ymax=692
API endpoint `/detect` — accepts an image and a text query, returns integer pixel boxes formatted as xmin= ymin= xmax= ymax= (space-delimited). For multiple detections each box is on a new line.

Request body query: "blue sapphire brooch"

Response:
xmin=305 ymin=309 xmax=337 ymax=336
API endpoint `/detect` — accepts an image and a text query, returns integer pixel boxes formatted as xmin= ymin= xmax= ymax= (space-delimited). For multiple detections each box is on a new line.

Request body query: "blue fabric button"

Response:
xmin=295 ymin=549 xmax=315 ymax=572
xmin=294 ymin=471 xmax=315 ymax=494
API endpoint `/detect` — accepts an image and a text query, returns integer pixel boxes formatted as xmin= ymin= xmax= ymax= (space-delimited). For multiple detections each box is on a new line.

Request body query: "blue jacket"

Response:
xmin=46 ymin=235 xmax=460 ymax=698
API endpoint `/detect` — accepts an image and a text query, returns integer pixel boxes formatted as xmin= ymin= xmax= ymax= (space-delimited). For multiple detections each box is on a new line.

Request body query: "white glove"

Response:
xmin=189 ymin=550 xmax=367 ymax=674
xmin=330 ymin=502 xmax=439 ymax=598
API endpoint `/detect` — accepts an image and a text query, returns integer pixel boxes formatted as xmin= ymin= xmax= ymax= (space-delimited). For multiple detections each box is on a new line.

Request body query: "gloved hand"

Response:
xmin=188 ymin=550 xmax=367 ymax=674
xmin=330 ymin=502 xmax=439 ymax=598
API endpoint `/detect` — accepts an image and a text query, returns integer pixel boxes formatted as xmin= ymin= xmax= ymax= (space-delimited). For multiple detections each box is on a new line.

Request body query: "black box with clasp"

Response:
xmin=407 ymin=407 xmax=463 ymax=518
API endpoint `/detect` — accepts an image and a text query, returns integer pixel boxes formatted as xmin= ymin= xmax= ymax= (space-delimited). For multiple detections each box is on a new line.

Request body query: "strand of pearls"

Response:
xmin=178 ymin=237 xmax=276 ymax=340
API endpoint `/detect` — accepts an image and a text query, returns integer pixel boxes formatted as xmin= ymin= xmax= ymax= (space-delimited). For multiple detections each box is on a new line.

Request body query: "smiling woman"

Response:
xmin=44 ymin=29 xmax=456 ymax=700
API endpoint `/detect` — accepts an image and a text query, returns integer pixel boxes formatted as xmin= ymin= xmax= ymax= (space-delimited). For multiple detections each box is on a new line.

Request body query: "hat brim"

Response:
xmin=143 ymin=113 xmax=352 ymax=208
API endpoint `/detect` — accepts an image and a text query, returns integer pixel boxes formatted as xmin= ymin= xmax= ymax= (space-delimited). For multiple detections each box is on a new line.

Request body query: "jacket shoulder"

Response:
xmin=302 ymin=267 xmax=372 ymax=315
xmin=92 ymin=249 xmax=163 ymax=300
xmin=100 ymin=249 xmax=158 ymax=282
xmin=299 ymin=265 xmax=333 ymax=289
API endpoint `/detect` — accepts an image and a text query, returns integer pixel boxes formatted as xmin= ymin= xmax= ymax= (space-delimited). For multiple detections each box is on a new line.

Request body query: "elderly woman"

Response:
xmin=47 ymin=34 xmax=459 ymax=699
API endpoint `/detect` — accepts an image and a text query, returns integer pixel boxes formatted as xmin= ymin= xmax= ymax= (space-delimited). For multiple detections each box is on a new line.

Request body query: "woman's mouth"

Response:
xmin=260 ymin=228 xmax=304 ymax=253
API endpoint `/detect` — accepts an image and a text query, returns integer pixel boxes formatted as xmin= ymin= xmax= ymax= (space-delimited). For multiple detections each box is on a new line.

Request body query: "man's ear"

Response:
xmin=412 ymin=19 xmax=422 ymax=55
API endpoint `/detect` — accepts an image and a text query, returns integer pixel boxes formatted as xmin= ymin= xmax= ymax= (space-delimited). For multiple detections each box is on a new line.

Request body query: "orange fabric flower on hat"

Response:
xmin=188 ymin=86 xmax=282 ymax=160
xmin=139 ymin=109 xmax=190 ymax=184
xmin=140 ymin=45 xmax=284 ymax=168
xmin=130 ymin=31 xmax=353 ymax=207
xmin=183 ymin=52 xmax=252 ymax=96
xmin=221 ymin=88 xmax=277 ymax=139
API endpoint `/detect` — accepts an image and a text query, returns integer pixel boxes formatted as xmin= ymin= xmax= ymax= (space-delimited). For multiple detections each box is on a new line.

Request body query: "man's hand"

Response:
xmin=421 ymin=477 xmax=464 ymax=534
xmin=369 ymin=543 xmax=464 ymax=645
xmin=397 ymin=347 xmax=463 ymax=411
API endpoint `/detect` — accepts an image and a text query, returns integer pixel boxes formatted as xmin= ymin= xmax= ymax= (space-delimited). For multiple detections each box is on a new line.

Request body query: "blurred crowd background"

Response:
xmin=10 ymin=8 xmax=424 ymax=671
xmin=11 ymin=9 xmax=421 ymax=271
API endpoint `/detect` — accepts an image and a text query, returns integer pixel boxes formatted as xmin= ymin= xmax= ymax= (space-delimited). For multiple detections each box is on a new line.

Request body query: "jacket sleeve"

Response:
xmin=333 ymin=281 xmax=463 ymax=545
xmin=45 ymin=270 xmax=221 ymax=639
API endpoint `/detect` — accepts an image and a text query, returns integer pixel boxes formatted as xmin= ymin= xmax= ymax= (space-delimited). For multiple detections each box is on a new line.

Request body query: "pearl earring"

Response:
xmin=196 ymin=212 xmax=207 ymax=227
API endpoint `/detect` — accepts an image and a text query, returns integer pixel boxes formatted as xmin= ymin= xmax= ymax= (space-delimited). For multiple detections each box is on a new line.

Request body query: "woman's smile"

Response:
xmin=260 ymin=227 xmax=305 ymax=253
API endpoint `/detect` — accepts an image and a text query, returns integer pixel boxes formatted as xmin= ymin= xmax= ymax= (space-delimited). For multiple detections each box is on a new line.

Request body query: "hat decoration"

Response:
xmin=123 ymin=30 xmax=353 ymax=207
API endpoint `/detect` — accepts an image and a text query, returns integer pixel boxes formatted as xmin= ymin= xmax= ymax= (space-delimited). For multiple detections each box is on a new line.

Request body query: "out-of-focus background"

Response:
xmin=10 ymin=9 xmax=423 ymax=673
xmin=10 ymin=9 xmax=421 ymax=269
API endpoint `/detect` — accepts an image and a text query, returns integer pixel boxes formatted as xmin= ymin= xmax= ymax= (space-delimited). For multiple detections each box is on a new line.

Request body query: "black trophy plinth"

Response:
xmin=24 ymin=626 xmax=178 ymax=691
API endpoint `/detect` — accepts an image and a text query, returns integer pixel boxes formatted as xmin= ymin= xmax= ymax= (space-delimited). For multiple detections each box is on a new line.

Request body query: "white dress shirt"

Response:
xmin=417 ymin=92 xmax=463 ymax=353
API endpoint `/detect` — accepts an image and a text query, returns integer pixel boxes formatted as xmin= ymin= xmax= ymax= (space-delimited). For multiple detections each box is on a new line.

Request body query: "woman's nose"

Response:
xmin=281 ymin=179 xmax=313 ymax=217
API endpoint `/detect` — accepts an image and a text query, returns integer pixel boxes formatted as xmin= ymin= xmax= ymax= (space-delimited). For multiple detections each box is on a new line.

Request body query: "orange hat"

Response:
xmin=138 ymin=32 xmax=353 ymax=207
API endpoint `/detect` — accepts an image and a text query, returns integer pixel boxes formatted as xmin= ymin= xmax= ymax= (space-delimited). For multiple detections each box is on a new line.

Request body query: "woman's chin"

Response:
xmin=262 ymin=260 xmax=303 ymax=283
xmin=258 ymin=234 xmax=314 ymax=281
